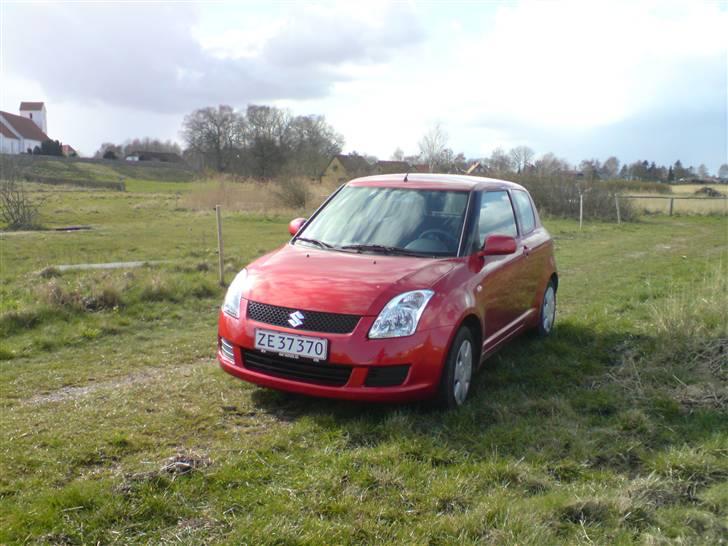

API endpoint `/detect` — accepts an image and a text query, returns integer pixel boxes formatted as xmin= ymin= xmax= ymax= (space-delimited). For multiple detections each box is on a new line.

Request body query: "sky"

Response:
xmin=1 ymin=0 xmax=726 ymax=171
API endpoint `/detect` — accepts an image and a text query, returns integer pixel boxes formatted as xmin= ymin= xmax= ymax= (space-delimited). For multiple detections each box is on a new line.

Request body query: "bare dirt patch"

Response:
xmin=26 ymin=360 xmax=206 ymax=405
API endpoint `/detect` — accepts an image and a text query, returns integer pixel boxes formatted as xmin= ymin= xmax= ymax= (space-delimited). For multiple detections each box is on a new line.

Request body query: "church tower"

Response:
xmin=19 ymin=102 xmax=47 ymax=134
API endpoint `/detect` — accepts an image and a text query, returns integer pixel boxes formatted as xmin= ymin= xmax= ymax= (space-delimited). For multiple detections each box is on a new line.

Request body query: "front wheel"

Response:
xmin=434 ymin=327 xmax=475 ymax=410
xmin=536 ymin=280 xmax=556 ymax=337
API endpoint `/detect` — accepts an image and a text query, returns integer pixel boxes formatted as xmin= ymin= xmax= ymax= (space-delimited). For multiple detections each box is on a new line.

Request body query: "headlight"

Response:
xmin=222 ymin=269 xmax=248 ymax=318
xmin=368 ymin=290 xmax=434 ymax=339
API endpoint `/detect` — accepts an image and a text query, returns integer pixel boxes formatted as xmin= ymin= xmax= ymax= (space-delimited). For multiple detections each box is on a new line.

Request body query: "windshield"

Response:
xmin=298 ymin=186 xmax=469 ymax=256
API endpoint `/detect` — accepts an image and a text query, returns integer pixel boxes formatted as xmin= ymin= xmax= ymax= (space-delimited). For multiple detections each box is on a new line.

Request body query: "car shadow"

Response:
xmin=249 ymin=321 xmax=633 ymax=422
xmin=247 ymin=320 xmax=719 ymax=473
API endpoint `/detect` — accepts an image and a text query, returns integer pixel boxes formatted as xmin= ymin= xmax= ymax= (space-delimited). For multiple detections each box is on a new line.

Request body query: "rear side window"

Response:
xmin=512 ymin=190 xmax=536 ymax=234
xmin=476 ymin=191 xmax=518 ymax=247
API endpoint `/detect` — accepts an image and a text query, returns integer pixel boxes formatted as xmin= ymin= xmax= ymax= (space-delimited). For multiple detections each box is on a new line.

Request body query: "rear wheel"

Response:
xmin=434 ymin=327 xmax=474 ymax=409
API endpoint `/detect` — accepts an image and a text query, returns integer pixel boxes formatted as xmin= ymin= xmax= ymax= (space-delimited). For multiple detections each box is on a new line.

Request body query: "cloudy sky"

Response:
xmin=1 ymin=1 xmax=726 ymax=171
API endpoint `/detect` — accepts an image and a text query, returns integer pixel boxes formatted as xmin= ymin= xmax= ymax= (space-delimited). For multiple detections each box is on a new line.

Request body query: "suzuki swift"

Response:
xmin=217 ymin=174 xmax=558 ymax=408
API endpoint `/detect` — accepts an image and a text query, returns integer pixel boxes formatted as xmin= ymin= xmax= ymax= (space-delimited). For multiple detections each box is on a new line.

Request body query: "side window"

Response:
xmin=512 ymin=190 xmax=536 ymax=234
xmin=476 ymin=191 xmax=518 ymax=247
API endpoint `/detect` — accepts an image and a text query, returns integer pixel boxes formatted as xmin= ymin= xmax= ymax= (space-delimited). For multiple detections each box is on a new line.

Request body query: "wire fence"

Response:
xmin=618 ymin=194 xmax=728 ymax=217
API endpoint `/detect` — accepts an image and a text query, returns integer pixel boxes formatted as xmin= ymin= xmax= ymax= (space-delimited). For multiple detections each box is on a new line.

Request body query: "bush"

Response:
xmin=0 ymin=180 xmax=44 ymax=230
xmin=272 ymin=177 xmax=309 ymax=209
xmin=603 ymin=179 xmax=672 ymax=194
xmin=517 ymin=176 xmax=636 ymax=222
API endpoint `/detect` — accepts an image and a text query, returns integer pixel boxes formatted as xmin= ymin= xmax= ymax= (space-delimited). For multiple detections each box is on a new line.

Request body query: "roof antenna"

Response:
xmin=403 ymin=172 xmax=409 ymax=182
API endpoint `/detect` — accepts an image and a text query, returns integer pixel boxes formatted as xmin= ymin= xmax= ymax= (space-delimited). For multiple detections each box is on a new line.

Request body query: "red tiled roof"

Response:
xmin=333 ymin=154 xmax=371 ymax=173
xmin=19 ymin=101 xmax=45 ymax=111
xmin=0 ymin=111 xmax=49 ymax=141
xmin=0 ymin=121 xmax=19 ymax=139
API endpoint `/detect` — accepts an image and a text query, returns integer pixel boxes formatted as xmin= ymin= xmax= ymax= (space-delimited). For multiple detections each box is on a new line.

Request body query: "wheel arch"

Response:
xmin=550 ymin=272 xmax=559 ymax=292
xmin=458 ymin=314 xmax=483 ymax=365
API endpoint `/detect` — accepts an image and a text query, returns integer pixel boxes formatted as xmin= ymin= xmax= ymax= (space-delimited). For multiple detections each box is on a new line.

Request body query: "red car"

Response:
xmin=218 ymin=174 xmax=557 ymax=408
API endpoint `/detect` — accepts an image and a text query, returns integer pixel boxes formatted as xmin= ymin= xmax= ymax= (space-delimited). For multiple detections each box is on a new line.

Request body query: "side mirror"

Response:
xmin=479 ymin=234 xmax=517 ymax=256
xmin=288 ymin=217 xmax=307 ymax=236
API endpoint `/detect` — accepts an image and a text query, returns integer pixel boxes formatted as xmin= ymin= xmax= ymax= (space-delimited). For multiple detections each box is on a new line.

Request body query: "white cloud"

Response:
xmin=1 ymin=0 xmax=724 ymax=167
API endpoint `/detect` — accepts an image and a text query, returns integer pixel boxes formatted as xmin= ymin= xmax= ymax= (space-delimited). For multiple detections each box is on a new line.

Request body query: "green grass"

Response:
xmin=0 ymin=185 xmax=726 ymax=544
xmin=2 ymin=154 xmax=196 ymax=192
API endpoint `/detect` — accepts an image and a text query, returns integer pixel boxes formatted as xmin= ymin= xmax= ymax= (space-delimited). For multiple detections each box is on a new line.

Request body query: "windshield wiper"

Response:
xmin=296 ymin=237 xmax=333 ymax=249
xmin=339 ymin=244 xmax=426 ymax=256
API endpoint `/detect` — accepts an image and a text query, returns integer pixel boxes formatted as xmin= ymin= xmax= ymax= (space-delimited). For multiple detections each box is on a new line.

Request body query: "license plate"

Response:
xmin=254 ymin=328 xmax=328 ymax=361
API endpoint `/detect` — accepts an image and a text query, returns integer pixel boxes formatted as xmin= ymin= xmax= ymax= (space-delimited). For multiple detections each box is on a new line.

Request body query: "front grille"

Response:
xmin=247 ymin=301 xmax=360 ymax=334
xmin=364 ymin=365 xmax=411 ymax=387
xmin=243 ymin=350 xmax=352 ymax=386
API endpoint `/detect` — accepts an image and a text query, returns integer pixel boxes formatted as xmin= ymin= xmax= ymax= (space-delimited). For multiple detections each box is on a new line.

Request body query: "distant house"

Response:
xmin=320 ymin=154 xmax=417 ymax=184
xmin=0 ymin=102 xmax=50 ymax=154
xmin=466 ymin=161 xmax=486 ymax=175
xmin=374 ymin=160 xmax=411 ymax=175
xmin=61 ymin=144 xmax=77 ymax=157
xmin=320 ymin=154 xmax=373 ymax=185
xmin=124 ymin=151 xmax=183 ymax=163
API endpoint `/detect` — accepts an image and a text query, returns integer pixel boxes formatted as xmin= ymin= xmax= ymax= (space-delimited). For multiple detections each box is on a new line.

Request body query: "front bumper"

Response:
xmin=217 ymin=305 xmax=453 ymax=402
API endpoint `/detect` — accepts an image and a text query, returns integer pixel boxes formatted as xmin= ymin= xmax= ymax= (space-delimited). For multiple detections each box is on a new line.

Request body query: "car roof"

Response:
xmin=346 ymin=173 xmax=527 ymax=192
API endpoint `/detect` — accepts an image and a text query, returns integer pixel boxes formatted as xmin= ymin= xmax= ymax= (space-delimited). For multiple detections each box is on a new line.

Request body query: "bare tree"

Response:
xmin=391 ymin=147 xmax=404 ymax=161
xmin=285 ymin=114 xmax=344 ymax=178
xmin=418 ymin=123 xmax=448 ymax=172
xmin=579 ymin=159 xmax=602 ymax=180
xmin=534 ymin=153 xmax=570 ymax=177
xmin=122 ymin=138 xmax=182 ymax=157
xmin=718 ymin=164 xmax=728 ymax=180
xmin=487 ymin=148 xmax=513 ymax=174
xmin=601 ymin=156 xmax=620 ymax=179
xmin=181 ymin=105 xmax=243 ymax=171
xmin=509 ymin=146 xmax=535 ymax=173
xmin=94 ymin=142 xmax=123 ymax=159
xmin=0 ymin=159 xmax=43 ymax=230
xmin=697 ymin=164 xmax=710 ymax=178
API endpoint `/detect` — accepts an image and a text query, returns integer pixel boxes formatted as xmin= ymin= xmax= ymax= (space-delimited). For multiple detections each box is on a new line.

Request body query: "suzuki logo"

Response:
xmin=288 ymin=311 xmax=304 ymax=328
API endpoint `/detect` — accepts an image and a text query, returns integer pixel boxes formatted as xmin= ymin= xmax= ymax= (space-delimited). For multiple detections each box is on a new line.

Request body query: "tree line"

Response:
xmin=84 ymin=106 xmax=725 ymax=182
xmin=95 ymin=138 xmax=182 ymax=160
xmin=180 ymin=104 xmax=344 ymax=179
xmin=414 ymin=124 xmax=726 ymax=182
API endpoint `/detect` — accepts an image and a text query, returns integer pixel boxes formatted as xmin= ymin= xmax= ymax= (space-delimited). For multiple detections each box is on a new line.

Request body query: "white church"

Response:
xmin=0 ymin=102 xmax=50 ymax=154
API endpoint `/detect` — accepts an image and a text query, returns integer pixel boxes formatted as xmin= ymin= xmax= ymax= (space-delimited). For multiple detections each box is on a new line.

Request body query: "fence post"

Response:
xmin=215 ymin=205 xmax=225 ymax=286
xmin=669 ymin=198 xmax=674 ymax=216
xmin=579 ymin=193 xmax=583 ymax=230
xmin=615 ymin=195 xmax=621 ymax=225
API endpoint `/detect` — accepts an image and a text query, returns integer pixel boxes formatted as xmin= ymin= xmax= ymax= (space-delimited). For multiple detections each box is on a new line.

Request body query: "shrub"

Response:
xmin=272 ymin=177 xmax=309 ymax=209
xmin=140 ymin=276 xmax=178 ymax=302
xmin=603 ymin=179 xmax=672 ymax=194
xmin=517 ymin=176 xmax=636 ymax=221
xmin=39 ymin=278 xmax=124 ymax=312
xmin=38 ymin=266 xmax=61 ymax=278
xmin=42 ymin=279 xmax=83 ymax=310
xmin=0 ymin=180 xmax=44 ymax=230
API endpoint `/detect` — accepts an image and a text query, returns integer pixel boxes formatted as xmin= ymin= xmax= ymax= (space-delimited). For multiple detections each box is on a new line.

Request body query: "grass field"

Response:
xmin=623 ymin=184 xmax=727 ymax=216
xmin=1 ymin=154 xmax=196 ymax=194
xmin=1 ymin=185 xmax=727 ymax=544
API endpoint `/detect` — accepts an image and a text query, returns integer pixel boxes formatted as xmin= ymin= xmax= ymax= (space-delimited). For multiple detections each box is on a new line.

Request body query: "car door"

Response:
xmin=511 ymin=189 xmax=548 ymax=313
xmin=471 ymin=191 xmax=527 ymax=343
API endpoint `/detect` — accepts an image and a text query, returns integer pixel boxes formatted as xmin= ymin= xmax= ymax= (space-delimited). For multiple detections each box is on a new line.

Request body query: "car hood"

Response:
xmin=243 ymin=244 xmax=456 ymax=316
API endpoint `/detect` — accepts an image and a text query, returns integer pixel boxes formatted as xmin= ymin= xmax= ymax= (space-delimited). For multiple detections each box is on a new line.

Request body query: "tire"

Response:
xmin=535 ymin=280 xmax=556 ymax=337
xmin=434 ymin=327 xmax=475 ymax=409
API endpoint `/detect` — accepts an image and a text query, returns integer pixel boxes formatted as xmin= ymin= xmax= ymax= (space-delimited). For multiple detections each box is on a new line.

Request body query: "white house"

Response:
xmin=0 ymin=101 xmax=50 ymax=154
